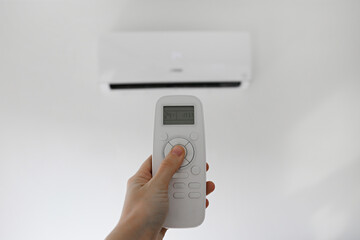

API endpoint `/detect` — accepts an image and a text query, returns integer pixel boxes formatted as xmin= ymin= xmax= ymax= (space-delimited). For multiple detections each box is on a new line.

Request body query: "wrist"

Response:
xmin=107 ymin=213 xmax=159 ymax=240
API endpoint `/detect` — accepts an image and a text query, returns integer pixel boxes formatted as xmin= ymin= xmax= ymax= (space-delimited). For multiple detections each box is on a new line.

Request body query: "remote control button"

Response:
xmin=159 ymin=133 xmax=168 ymax=141
xmin=172 ymin=172 xmax=188 ymax=179
xmin=188 ymin=182 xmax=201 ymax=189
xmin=174 ymin=144 xmax=187 ymax=156
xmin=163 ymin=143 xmax=173 ymax=157
xmin=173 ymin=182 xmax=186 ymax=189
xmin=164 ymin=143 xmax=187 ymax=158
xmin=181 ymin=159 xmax=190 ymax=167
xmin=188 ymin=192 xmax=201 ymax=199
xmin=190 ymin=132 xmax=198 ymax=141
xmin=191 ymin=166 xmax=201 ymax=175
xmin=185 ymin=142 xmax=194 ymax=162
xmin=169 ymin=138 xmax=189 ymax=147
xmin=173 ymin=192 xmax=185 ymax=199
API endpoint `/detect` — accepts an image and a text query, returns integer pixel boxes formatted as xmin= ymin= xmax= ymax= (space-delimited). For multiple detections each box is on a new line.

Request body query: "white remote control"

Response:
xmin=153 ymin=95 xmax=206 ymax=228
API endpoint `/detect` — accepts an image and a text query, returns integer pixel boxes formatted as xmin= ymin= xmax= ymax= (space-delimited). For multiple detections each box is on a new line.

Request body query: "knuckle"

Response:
xmin=127 ymin=176 xmax=135 ymax=185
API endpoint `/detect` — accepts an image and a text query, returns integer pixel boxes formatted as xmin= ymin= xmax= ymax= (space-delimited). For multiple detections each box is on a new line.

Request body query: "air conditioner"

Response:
xmin=98 ymin=31 xmax=251 ymax=90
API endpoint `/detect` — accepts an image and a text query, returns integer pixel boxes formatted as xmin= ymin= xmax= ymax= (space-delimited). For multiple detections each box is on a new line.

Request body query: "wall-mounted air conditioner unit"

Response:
xmin=98 ymin=31 xmax=251 ymax=90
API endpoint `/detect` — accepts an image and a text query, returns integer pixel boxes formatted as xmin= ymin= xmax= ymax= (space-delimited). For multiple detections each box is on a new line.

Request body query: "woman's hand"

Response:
xmin=106 ymin=146 xmax=215 ymax=240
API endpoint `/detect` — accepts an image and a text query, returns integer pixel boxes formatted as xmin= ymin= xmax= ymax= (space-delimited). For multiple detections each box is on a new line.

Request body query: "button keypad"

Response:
xmin=164 ymin=136 xmax=203 ymax=201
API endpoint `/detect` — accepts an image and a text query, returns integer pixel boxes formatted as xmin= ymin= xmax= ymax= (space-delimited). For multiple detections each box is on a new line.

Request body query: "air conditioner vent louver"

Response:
xmin=109 ymin=81 xmax=241 ymax=90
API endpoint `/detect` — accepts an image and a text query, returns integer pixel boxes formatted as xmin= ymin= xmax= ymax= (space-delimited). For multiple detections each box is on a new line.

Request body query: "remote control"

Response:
xmin=153 ymin=95 xmax=206 ymax=228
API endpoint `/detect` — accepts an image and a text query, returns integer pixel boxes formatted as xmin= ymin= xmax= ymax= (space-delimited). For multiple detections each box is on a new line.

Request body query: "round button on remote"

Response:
xmin=163 ymin=137 xmax=194 ymax=168
xmin=181 ymin=159 xmax=190 ymax=167
xmin=164 ymin=144 xmax=187 ymax=158
xmin=190 ymin=132 xmax=199 ymax=141
xmin=191 ymin=166 xmax=201 ymax=175
xmin=184 ymin=142 xmax=194 ymax=162
xmin=163 ymin=143 xmax=173 ymax=157
xmin=159 ymin=133 xmax=168 ymax=141
xmin=169 ymin=138 xmax=189 ymax=147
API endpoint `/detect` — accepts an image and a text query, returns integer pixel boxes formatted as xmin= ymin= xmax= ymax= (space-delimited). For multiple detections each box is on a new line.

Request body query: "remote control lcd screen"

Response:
xmin=163 ymin=106 xmax=194 ymax=125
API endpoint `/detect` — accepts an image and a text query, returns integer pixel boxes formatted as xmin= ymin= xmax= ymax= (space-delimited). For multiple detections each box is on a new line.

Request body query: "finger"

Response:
xmin=127 ymin=156 xmax=152 ymax=187
xmin=206 ymin=181 xmax=215 ymax=195
xmin=131 ymin=155 xmax=153 ymax=182
xmin=136 ymin=155 xmax=152 ymax=175
xmin=152 ymin=145 xmax=185 ymax=187
xmin=206 ymin=199 xmax=209 ymax=208
xmin=159 ymin=228 xmax=168 ymax=239
xmin=206 ymin=163 xmax=209 ymax=172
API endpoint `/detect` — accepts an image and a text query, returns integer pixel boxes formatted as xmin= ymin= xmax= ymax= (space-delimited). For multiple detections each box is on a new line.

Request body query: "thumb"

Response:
xmin=152 ymin=145 xmax=185 ymax=187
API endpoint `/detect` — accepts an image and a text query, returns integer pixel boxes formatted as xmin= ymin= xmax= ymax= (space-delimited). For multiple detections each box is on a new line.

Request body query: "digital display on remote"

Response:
xmin=163 ymin=106 xmax=194 ymax=125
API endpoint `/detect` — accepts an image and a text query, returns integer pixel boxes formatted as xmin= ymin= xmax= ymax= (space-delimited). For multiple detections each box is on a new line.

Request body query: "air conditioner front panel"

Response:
xmin=98 ymin=32 xmax=251 ymax=88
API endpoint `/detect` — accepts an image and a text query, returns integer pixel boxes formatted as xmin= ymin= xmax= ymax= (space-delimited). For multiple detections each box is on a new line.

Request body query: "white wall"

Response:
xmin=1 ymin=1 xmax=360 ymax=239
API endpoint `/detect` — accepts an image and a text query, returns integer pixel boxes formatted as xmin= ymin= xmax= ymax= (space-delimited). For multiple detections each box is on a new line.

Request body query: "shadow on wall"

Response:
xmin=289 ymin=159 xmax=360 ymax=239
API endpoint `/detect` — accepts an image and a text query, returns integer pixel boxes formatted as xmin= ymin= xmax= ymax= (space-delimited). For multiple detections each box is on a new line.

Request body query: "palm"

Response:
xmin=135 ymin=158 xmax=214 ymax=239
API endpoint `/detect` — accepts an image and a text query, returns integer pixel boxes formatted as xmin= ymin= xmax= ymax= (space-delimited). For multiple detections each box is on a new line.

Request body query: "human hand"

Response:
xmin=106 ymin=145 xmax=215 ymax=240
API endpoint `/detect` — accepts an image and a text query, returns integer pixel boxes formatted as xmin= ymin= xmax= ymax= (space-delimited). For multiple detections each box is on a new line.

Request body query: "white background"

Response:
xmin=1 ymin=1 xmax=360 ymax=239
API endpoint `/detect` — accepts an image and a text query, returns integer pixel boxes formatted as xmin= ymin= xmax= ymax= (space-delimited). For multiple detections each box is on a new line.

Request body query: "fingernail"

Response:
xmin=171 ymin=145 xmax=184 ymax=157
